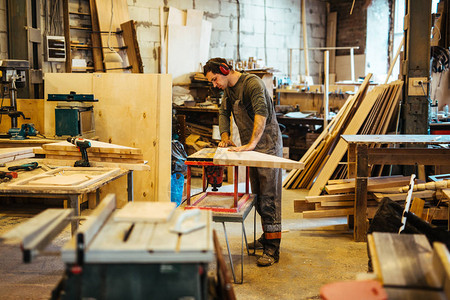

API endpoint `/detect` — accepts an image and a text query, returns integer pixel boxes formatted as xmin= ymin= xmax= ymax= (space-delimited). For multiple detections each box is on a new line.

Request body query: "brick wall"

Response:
xmin=128 ymin=0 xmax=327 ymax=81
xmin=329 ymin=0 xmax=367 ymax=56
xmin=1 ymin=0 xmax=327 ymax=81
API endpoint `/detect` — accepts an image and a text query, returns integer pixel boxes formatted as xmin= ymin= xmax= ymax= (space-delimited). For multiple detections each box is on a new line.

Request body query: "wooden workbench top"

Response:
xmin=341 ymin=134 xmax=450 ymax=144
xmin=0 ymin=158 xmax=128 ymax=195
xmin=187 ymin=147 xmax=304 ymax=170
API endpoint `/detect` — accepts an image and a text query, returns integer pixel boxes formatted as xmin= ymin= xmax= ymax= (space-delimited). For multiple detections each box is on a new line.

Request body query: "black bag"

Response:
xmin=171 ymin=141 xmax=187 ymax=175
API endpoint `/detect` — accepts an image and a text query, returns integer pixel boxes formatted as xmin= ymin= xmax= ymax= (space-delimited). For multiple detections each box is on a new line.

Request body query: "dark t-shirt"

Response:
xmin=219 ymin=73 xmax=274 ymax=135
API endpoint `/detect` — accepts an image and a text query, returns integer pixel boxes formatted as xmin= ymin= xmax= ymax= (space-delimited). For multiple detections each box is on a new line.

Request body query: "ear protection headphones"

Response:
xmin=210 ymin=61 xmax=230 ymax=76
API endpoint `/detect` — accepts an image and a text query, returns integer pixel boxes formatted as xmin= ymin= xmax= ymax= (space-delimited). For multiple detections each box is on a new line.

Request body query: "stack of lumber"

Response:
xmin=187 ymin=123 xmax=213 ymax=140
xmin=35 ymin=140 xmax=145 ymax=167
xmin=283 ymin=76 xmax=404 ymax=197
xmin=0 ymin=147 xmax=36 ymax=164
xmin=294 ymin=175 xmax=447 ymax=221
xmin=185 ymin=134 xmax=213 ymax=153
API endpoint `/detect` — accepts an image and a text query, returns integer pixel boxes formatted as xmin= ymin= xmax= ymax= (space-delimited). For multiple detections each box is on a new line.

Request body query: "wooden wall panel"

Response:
xmin=44 ymin=73 xmax=172 ymax=206
xmin=0 ymin=99 xmax=44 ymax=133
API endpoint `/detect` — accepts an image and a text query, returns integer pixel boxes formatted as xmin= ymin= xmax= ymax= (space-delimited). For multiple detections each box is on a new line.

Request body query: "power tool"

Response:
xmin=0 ymin=59 xmax=31 ymax=138
xmin=0 ymin=171 xmax=18 ymax=182
xmin=205 ymin=166 xmax=224 ymax=191
xmin=67 ymin=137 xmax=91 ymax=167
xmin=8 ymin=161 xmax=39 ymax=171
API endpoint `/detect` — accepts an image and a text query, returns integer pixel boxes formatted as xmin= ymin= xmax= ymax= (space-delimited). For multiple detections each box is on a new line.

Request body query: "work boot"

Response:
xmin=256 ymin=252 xmax=279 ymax=267
xmin=248 ymin=239 xmax=264 ymax=250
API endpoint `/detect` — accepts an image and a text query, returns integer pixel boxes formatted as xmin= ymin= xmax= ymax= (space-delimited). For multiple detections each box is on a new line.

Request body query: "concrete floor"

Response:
xmin=0 ymin=179 xmax=369 ymax=299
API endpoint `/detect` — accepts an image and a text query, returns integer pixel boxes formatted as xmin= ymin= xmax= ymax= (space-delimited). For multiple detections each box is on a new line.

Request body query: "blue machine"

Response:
xmin=48 ymin=92 xmax=98 ymax=137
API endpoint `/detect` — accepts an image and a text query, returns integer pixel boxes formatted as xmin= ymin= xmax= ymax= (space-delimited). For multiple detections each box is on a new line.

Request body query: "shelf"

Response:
xmin=70 ymin=44 xmax=92 ymax=49
xmin=69 ymin=11 xmax=91 ymax=16
xmin=72 ymin=66 xmax=94 ymax=70
xmin=69 ymin=25 xmax=92 ymax=31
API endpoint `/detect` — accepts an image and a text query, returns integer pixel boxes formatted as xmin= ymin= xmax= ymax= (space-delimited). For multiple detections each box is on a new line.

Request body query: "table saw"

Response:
xmin=1 ymin=194 xmax=214 ymax=300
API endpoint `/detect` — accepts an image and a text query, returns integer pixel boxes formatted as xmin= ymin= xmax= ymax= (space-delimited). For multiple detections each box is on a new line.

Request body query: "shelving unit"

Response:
xmin=63 ymin=0 xmax=103 ymax=73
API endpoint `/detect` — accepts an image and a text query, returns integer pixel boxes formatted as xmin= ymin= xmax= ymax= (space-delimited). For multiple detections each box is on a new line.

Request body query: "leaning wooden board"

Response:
xmin=95 ymin=0 xmax=130 ymax=72
xmin=188 ymin=147 xmax=304 ymax=170
xmin=369 ymin=232 xmax=441 ymax=289
xmin=6 ymin=167 xmax=121 ymax=191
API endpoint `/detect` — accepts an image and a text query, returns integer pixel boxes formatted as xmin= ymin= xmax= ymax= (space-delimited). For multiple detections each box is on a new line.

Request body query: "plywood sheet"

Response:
xmin=44 ymin=73 xmax=172 ymax=204
xmin=0 ymin=99 xmax=44 ymax=134
xmin=199 ymin=20 xmax=212 ymax=66
xmin=335 ymin=54 xmax=366 ymax=82
xmin=29 ymin=174 xmax=97 ymax=186
xmin=114 ymin=201 xmax=176 ymax=223
xmin=0 ymin=147 xmax=35 ymax=158
xmin=166 ymin=7 xmax=210 ymax=84
xmin=186 ymin=9 xmax=203 ymax=26
xmin=167 ymin=24 xmax=202 ymax=84
xmin=167 ymin=6 xmax=186 ymax=25
xmin=7 ymin=167 xmax=120 ymax=191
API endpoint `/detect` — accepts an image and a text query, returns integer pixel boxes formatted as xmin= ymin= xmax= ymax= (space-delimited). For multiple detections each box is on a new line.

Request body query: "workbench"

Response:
xmin=60 ymin=202 xmax=213 ymax=299
xmin=185 ymin=147 xmax=303 ymax=283
xmin=0 ymin=158 xmax=130 ymax=234
xmin=276 ymin=87 xmax=349 ymax=111
xmin=0 ymin=137 xmax=60 ymax=148
xmin=341 ymin=134 xmax=450 ymax=242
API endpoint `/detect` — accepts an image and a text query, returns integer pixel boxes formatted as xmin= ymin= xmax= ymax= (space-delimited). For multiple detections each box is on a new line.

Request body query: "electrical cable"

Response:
xmin=107 ymin=0 xmax=115 ymax=53
xmin=0 ymin=83 xmax=5 ymax=124
xmin=264 ymin=0 xmax=267 ymax=66
xmin=236 ymin=0 xmax=240 ymax=62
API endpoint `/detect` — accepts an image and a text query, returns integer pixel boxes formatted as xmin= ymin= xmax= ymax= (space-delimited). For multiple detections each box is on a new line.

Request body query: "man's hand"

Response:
xmin=228 ymin=144 xmax=255 ymax=152
xmin=218 ymin=140 xmax=236 ymax=147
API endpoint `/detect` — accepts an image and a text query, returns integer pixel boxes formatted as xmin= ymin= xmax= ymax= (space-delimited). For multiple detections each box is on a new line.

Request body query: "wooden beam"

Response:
xmin=121 ymin=20 xmax=144 ymax=73
xmin=301 ymin=0 xmax=309 ymax=76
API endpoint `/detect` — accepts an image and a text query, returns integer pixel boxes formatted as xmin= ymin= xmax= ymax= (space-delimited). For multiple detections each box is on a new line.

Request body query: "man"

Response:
xmin=203 ymin=57 xmax=283 ymax=267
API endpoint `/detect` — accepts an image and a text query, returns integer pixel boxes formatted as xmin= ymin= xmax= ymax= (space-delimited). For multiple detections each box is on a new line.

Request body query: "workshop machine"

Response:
xmin=0 ymin=59 xmax=37 ymax=139
xmin=0 ymin=194 xmax=214 ymax=300
xmin=48 ymin=91 xmax=97 ymax=137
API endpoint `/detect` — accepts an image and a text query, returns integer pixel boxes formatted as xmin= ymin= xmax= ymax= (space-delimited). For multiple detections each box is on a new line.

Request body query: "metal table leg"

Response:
xmin=222 ymin=222 xmax=237 ymax=283
xmin=68 ymin=194 xmax=80 ymax=235
xmin=127 ymin=171 xmax=134 ymax=202
xmin=241 ymin=220 xmax=244 ymax=284
xmin=222 ymin=221 xmax=247 ymax=284
xmin=96 ymin=189 xmax=100 ymax=206
xmin=253 ymin=205 xmax=256 ymax=255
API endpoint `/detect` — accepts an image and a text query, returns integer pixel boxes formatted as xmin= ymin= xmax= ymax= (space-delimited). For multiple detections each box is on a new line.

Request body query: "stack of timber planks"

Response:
xmin=283 ymin=76 xmax=404 ymax=198
xmin=35 ymin=140 xmax=145 ymax=166
xmin=294 ymin=175 xmax=447 ymax=221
